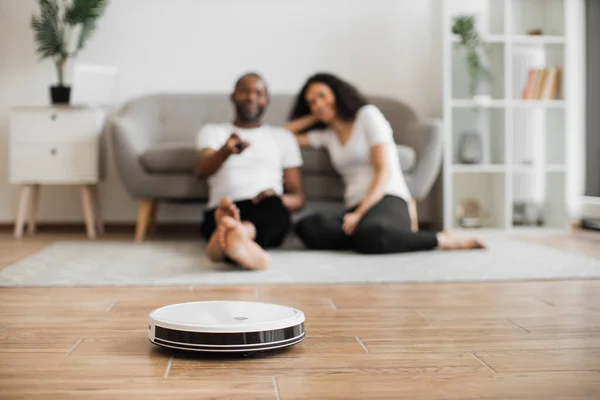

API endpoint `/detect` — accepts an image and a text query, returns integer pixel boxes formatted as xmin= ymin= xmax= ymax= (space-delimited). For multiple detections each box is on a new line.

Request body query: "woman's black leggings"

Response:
xmin=294 ymin=195 xmax=438 ymax=254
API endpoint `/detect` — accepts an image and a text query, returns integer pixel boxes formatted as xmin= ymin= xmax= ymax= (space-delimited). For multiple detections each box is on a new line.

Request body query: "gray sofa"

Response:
xmin=107 ymin=93 xmax=442 ymax=241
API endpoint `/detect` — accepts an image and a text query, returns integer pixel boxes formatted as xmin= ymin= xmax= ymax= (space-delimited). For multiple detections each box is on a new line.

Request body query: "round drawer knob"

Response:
xmin=50 ymin=114 xmax=57 ymax=121
xmin=50 ymin=148 xmax=57 ymax=155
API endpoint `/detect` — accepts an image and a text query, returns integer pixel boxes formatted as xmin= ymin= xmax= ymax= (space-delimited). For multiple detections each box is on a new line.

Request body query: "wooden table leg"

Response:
xmin=14 ymin=185 xmax=32 ymax=239
xmin=27 ymin=184 xmax=40 ymax=235
xmin=80 ymin=185 xmax=96 ymax=239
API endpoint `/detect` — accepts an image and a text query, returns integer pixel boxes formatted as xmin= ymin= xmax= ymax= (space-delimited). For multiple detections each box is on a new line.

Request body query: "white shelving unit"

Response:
xmin=442 ymin=0 xmax=580 ymax=231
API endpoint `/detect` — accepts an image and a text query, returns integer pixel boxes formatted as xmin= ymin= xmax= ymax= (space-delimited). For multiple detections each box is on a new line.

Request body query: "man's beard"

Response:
xmin=236 ymin=104 xmax=264 ymax=123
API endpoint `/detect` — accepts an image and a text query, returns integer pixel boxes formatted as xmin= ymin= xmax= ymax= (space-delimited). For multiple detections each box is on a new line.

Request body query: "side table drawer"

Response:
xmin=10 ymin=142 xmax=98 ymax=183
xmin=11 ymin=109 xmax=101 ymax=143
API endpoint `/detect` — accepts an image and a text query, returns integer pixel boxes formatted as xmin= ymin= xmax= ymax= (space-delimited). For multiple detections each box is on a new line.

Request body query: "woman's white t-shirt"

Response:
xmin=307 ymin=105 xmax=412 ymax=208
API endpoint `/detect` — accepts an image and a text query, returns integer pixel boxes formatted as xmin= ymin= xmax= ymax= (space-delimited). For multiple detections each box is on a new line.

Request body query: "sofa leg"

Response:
xmin=135 ymin=199 xmax=155 ymax=242
xmin=148 ymin=201 xmax=158 ymax=236
xmin=409 ymin=198 xmax=419 ymax=232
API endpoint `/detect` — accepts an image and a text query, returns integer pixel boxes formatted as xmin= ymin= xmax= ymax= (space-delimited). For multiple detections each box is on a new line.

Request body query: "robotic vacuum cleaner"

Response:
xmin=148 ymin=300 xmax=305 ymax=353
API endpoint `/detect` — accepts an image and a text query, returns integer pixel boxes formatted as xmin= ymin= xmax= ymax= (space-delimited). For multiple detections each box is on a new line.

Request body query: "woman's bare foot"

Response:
xmin=436 ymin=232 xmax=487 ymax=250
xmin=219 ymin=216 xmax=271 ymax=270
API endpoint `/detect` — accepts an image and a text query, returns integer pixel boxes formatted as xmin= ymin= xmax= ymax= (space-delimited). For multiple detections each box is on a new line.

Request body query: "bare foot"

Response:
xmin=214 ymin=197 xmax=240 ymax=224
xmin=214 ymin=197 xmax=256 ymax=241
xmin=436 ymin=232 xmax=487 ymax=250
xmin=220 ymin=216 xmax=271 ymax=270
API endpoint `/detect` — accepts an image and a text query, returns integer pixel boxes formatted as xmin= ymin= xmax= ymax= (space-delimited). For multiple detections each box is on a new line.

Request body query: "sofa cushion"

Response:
xmin=141 ymin=143 xmax=417 ymax=175
xmin=300 ymin=149 xmax=337 ymax=175
xmin=302 ymin=145 xmax=416 ymax=175
xmin=140 ymin=144 xmax=196 ymax=174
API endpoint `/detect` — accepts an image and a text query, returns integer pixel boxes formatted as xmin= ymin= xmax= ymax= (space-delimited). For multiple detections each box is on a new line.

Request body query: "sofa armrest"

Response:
xmin=403 ymin=118 xmax=443 ymax=200
xmin=107 ymin=116 xmax=156 ymax=199
xmin=110 ymin=116 xmax=152 ymax=156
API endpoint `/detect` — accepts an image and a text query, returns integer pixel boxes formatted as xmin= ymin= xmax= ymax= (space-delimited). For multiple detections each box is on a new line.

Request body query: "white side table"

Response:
xmin=9 ymin=106 xmax=104 ymax=239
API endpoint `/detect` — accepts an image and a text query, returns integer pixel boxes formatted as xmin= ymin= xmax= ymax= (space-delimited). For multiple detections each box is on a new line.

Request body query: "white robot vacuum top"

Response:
xmin=149 ymin=300 xmax=305 ymax=353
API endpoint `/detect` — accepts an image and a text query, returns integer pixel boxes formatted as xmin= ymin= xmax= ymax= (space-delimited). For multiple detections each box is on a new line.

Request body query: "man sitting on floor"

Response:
xmin=195 ymin=72 xmax=305 ymax=270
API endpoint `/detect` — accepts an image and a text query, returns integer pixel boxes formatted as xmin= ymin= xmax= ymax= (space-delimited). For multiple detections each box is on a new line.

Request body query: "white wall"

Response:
xmin=0 ymin=0 xmax=443 ymax=225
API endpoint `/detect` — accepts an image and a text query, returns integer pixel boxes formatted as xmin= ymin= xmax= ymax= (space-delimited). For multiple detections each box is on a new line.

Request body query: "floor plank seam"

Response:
xmin=105 ymin=301 xmax=117 ymax=312
xmin=0 ymin=325 xmax=7 ymax=333
xmin=328 ymin=298 xmax=338 ymax=311
xmin=164 ymin=356 xmax=173 ymax=378
xmin=534 ymin=296 xmax=556 ymax=307
xmin=355 ymin=336 xmax=370 ymax=354
xmin=469 ymin=352 xmax=496 ymax=374
xmin=67 ymin=338 xmax=84 ymax=356
xmin=508 ymin=319 xmax=531 ymax=334
xmin=272 ymin=376 xmax=281 ymax=400
xmin=414 ymin=310 xmax=431 ymax=324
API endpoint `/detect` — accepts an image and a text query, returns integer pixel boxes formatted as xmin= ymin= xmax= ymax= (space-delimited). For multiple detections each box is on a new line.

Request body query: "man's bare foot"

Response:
xmin=214 ymin=197 xmax=256 ymax=242
xmin=436 ymin=232 xmax=487 ymax=250
xmin=214 ymin=197 xmax=240 ymax=224
xmin=219 ymin=216 xmax=271 ymax=270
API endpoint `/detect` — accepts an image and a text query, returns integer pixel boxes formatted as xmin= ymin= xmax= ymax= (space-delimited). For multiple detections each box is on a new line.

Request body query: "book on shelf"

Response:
xmin=521 ymin=67 xmax=561 ymax=100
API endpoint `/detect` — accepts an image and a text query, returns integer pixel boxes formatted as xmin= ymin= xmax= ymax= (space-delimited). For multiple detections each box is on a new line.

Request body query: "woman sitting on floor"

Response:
xmin=285 ymin=72 xmax=486 ymax=253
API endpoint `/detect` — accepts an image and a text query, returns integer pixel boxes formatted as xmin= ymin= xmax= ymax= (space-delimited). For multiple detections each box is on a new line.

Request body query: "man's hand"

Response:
xmin=252 ymin=189 xmax=278 ymax=204
xmin=223 ymin=133 xmax=250 ymax=155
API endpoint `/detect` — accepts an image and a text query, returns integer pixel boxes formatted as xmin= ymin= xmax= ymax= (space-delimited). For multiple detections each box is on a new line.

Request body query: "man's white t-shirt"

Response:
xmin=306 ymin=105 xmax=412 ymax=208
xmin=196 ymin=123 xmax=303 ymax=209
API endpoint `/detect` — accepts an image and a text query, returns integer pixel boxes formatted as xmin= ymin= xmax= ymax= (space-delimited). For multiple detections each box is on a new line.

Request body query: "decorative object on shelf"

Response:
xmin=513 ymin=201 xmax=544 ymax=226
xmin=527 ymin=28 xmax=543 ymax=36
xmin=522 ymin=67 xmax=562 ymax=100
xmin=457 ymin=131 xmax=483 ymax=164
xmin=30 ymin=0 xmax=109 ymax=105
xmin=451 ymin=15 xmax=493 ymax=97
xmin=472 ymin=94 xmax=492 ymax=106
xmin=456 ymin=198 xmax=487 ymax=228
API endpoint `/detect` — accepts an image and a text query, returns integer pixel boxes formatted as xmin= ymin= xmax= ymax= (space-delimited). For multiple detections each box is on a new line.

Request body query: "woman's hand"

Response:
xmin=342 ymin=211 xmax=363 ymax=236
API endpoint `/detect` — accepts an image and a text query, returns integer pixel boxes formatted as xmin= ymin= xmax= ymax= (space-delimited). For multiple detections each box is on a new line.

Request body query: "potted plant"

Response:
xmin=30 ymin=0 xmax=109 ymax=104
xmin=452 ymin=15 xmax=493 ymax=99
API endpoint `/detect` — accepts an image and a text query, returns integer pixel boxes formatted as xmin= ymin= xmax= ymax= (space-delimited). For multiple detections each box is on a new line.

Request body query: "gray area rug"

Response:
xmin=0 ymin=234 xmax=598 ymax=287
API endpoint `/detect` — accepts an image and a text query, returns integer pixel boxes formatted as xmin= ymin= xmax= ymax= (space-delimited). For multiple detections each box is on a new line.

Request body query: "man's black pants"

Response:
xmin=200 ymin=196 xmax=291 ymax=249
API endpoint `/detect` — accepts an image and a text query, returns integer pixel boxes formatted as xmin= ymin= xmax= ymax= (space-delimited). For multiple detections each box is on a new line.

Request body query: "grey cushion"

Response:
xmin=301 ymin=149 xmax=336 ymax=175
xmin=140 ymin=144 xmax=196 ymax=174
xmin=142 ymin=143 xmax=417 ymax=175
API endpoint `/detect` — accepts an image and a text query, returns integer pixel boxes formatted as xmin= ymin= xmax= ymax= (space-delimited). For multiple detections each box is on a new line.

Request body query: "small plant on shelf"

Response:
xmin=452 ymin=15 xmax=493 ymax=98
xmin=30 ymin=0 xmax=109 ymax=104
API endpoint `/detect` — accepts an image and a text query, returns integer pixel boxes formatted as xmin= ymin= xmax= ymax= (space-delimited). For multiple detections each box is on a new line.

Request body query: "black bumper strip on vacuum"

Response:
xmin=154 ymin=323 xmax=305 ymax=346
xmin=152 ymin=332 xmax=305 ymax=352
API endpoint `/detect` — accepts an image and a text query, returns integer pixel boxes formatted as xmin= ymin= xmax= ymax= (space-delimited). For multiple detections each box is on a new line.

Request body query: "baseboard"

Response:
xmin=0 ymin=219 xmax=438 ymax=234
xmin=0 ymin=222 xmax=203 ymax=235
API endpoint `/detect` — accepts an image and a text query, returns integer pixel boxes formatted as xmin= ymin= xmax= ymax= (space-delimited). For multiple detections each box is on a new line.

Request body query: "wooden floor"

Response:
xmin=1 ymin=228 xmax=599 ymax=399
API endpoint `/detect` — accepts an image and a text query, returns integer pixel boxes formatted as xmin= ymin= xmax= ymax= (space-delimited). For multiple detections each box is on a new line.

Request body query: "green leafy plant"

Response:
xmin=452 ymin=15 xmax=493 ymax=97
xmin=30 ymin=0 xmax=108 ymax=87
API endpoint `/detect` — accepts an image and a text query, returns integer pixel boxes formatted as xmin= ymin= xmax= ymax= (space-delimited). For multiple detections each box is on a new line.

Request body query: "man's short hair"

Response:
xmin=234 ymin=72 xmax=266 ymax=92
